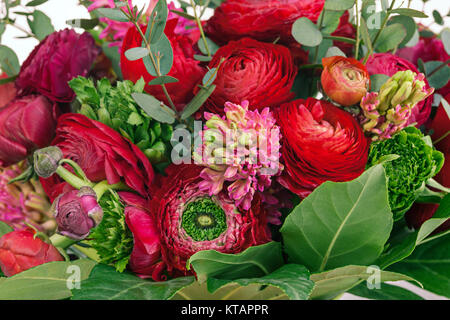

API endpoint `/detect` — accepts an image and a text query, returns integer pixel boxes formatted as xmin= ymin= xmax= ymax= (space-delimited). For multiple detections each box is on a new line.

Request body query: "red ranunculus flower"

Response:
xmin=0 ymin=230 xmax=63 ymax=277
xmin=120 ymin=19 xmax=205 ymax=111
xmin=40 ymin=114 xmax=154 ymax=202
xmin=204 ymin=0 xmax=324 ymax=45
xmin=197 ymin=38 xmax=297 ymax=115
xmin=0 ymin=95 xmax=58 ymax=167
xmin=139 ymin=164 xmax=271 ymax=278
xmin=277 ymin=98 xmax=370 ymax=197
xmin=365 ymin=53 xmax=433 ymax=127
xmin=16 ymin=29 xmax=100 ymax=103
xmin=0 ymin=73 xmax=16 ymax=109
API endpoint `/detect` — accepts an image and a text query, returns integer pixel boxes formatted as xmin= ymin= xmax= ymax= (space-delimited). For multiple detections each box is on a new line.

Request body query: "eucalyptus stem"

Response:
xmin=92 ymin=180 xmax=131 ymax=200
xmin=5 ymin=20 xmax=38 ymax=40
xmin=433 ymin=130 xmax=450 ymax=145
xmin=354 ymin=0 xmax=361 ymax=59
xmin=190 ymin=0 xmax=211 ymax=57
xmin=50 ymin=233 xmax=78 ymax=249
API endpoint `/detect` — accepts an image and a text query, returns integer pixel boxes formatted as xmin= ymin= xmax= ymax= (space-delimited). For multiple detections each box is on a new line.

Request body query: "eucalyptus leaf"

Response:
xmin=442 ymin=29 xmax=450 ymax=55
xmin=181 ymin=85 xmax=216 ymax=120
xmin=72 ymin=264 xmax=195 ymax=300
xmin=390 ymin=8 xmax=428 ymax=18
xmin=146 ymin=0 xmax=168 ymax=44
xmin=425 ymin=61 xmax=450 ymax=89
xmin=132 ymin=92 xmax=176 ymax=124
xmin=94 ymin=8 xmax=129 ymax=22
xmin=142 ymin=34 xmax=173 ymax=76
xmin=310 ymin=265 xmax=420 ymax=300
xmin=198 ymin=37 xmax=220 ymax=56
xmin=360 ymin=17 xmax=373 ymax=54
xmin=0 ymin=45 xmax=20 ymax=76
xmin=125 ymin=47 xmax=149 ymax=61
xmin=0 ymin=221 xmax=13 ymax=238
xmin=432 ymin=10 xmax=444 ymax=25
xmin=325 ymin=46 xmax=346 ymax=58
xmin=188 ymin=242 xmax=284 ymax=283
xmin=375 ymin=23 xmax=406 ymax=52
xmin=26 ymin=0 xmax=48 ymax=6
xmin=281 ymin=165 xmax=393 ymax=272
xmin=319 ymin=10 xmax=344 ymax=35
xmin=324 ymin=0 xmax=355 ymax=11
xmin=148 ymin=75 xmax=179 ymax=85
xmin=0 ymin=259 xmax=96 ymax=300
xmin=202 ymin=68 xmax=218 ymax=86
xmin=388 ymin=15 xmax=417 ymax=48
xmin=292 ymin=17 xmax=323 ymax=47
xmin=370 ymin=74 xmax=390 ymax=92
xmin=194 ymin=54 xmax=212 ymax=62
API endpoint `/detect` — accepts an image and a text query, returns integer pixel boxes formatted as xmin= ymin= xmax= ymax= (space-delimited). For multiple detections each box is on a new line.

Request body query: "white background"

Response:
xmin=1 ymin=0 xmax=449 ymax=300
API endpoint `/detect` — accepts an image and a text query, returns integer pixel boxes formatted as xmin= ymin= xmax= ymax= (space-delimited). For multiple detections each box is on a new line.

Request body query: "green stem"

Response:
xmin=354 ymin=0 xmax=361 ymax=59
xmin=59 ymin=159 xmax=91 ymax=183
xmin=50 ymin=234 xmax=78 ymax=249
xmin=190 ymin=0 xmax=211 ymax=57
xmin=433 ymin=130 xmax=450 ymax=145
xmin=323 ymin=35 xmax=357 ymax=44
xmin=299 ymin=64 xmax=323 ymax=70
xmin=199 ymin=0 xmax=212 ymax=18
xmin=313 ymin=10 xmax=326 ymax=64
xmin=92 ymin=180 xmax=131 ymax=200
xmin=55 ymin=166 xmax=95 ymax=189
xmin=5 ymin=20 xmax=38 ymax=40
xmin=427 ymin=178 xmax=450 ymax=193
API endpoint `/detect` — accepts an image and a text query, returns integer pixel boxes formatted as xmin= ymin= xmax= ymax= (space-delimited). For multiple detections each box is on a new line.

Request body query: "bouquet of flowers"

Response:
xmin=0 ymin=0 xmax=449 ymax=301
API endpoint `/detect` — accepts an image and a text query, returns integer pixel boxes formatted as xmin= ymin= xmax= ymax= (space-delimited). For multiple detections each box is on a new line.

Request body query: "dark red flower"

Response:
xmin=405 ymin=203 xmax=450 ymax=234
xmin=0 ymin=73 xmax=16 ymax=109
xmin=0 ymin=230 xmax=63 ymax=277
xmin=141 ymin=164 xmax=271 ymax=278
xmin=331 ymin=11 xmax=356 ymax=57
xmin=120 ymin=19 xmax=205 ymax=111
xmin=40 ymin=114 xmax=154 ymax=202
xmin=364 ymin=53 xmax=433 ymax=127
xmin=16 ymin=29 xmax=100 ymax=103
xmin=0 ymin=95 xmax=58 ymax=167
xmin=197 ymin=38 xmax=297 ymax=115
xmin=277 ymin=98 xmax=370 ymax=197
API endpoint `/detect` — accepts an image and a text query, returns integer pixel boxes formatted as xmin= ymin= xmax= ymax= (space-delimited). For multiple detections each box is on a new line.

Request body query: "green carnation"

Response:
xmin=367 ymin=127 xmax=444 ymax=220
xmin=69 ymin=76 xmax=173 ymax=171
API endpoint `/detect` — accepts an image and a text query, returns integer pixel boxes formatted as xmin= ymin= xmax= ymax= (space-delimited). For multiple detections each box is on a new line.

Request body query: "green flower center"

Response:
xmin=181 ymin=198 xmax=227 ymax=241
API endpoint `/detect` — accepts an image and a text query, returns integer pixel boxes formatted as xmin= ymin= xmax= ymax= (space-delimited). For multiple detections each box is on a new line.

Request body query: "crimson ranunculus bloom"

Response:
xmin=0 ymin=230 xmax=63 ymax=277
xmin=141 ymin=164 xmax=271 ymax=278
xmin=16 ymin=29 xmax=100 ymax=103
xmin=365 ymin=53 xmax=433 ymax=127
xmin=120 ymin=19 xmax=205 ymax=111
xmin=198 ymin=38 xmax=297 ymax=115
xmin=40 ymin=114 xmax=154 ymax=202
xmin=204 ymin=0 xmax=324 ymax=45
xmin=277 ymin=98 xmax=370 ymax=197
xmin=0 ymin=95 xmax=58 ymax=167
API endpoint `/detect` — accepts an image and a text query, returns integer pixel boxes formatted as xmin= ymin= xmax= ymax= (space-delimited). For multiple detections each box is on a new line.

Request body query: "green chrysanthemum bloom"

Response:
xmin=69 ymin=76 xmax=173 ymax=171
xmin=367 ymin=127 xmax=444 ymax=220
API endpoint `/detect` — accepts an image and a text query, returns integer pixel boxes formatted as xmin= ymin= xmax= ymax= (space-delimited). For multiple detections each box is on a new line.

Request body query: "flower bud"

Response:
xmin=321 ymin=56 xmax=370 ymax=107
xmin=52 ymin=187 xmax=103 ymax=240
xmin=33 ymin=146 xmax=63 ymax=178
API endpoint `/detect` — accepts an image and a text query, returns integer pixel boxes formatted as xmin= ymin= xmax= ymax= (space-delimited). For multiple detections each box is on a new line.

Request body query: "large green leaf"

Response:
xmin=310 ymin=265 xmax=420 ymax=300
xmin=388 ymin=234 xmax=450 ymax=298
xmin=281 ymin=165 xmax=393 ymax=272
xmin=348 ymin=282 xmax=424 ymax=300
xmin=205 ymin=264 xmax=314 ymax=300
xmin=0 ymin=259 xmax=96 ymax=300
xmin=0 ymin=221 xmax=13 ymax=238
xmin=0 ymin=45 xmax=20 ymax=76
xmin=291 ymin=17 xmax=322 ymax=47
xmin=27 ymin=10 xmax=54 ymax=40
xmin=374 ymin=23 xmax=407 ymax=52
xmin=71 ymin=264 xmax=194 ymax=300
xmin=187 ymin=242 xmax=284 ymax=283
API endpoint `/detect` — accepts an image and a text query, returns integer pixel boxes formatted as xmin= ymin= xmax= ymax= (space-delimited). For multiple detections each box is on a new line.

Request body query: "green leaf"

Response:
xmin=147 ymin=0 xmax=168 ymax=44
xmin=198 ymin=37 xmax=220 ymax=56
xmin=132 ymin=92 xmax=176 ymax=124
xmin=360 ymin=17 xmax=373 ymax=55
xmin=142 ymin=34 xmax=173 ymax=76
xmin=324 ymin=0 xmax=355 ymax=11
xmin=442 ymin=29 xmax=450 ymax=55
xmin=188 ymin=242 xmax=284 ymax=283
xmin=281 ymin=165 xmax=393 ymax=272
xmin=388 ymin=15 xmax=417 ymax=48
xmin=432 ymin=10 xmax=444 ymax=25
xmin=0 ymin=221 xmax=13 ymax=238
xmin=194 ymin=54 xmax=212 ymax=62
xmin=206 ymin=264 xmax=314 ymax=300
xmin=370 ymin=74 xmax=390 ymax=92
xmin=292 ymin=17 xmax=323 ymax=47
xmin=66 ymin=18 xmax=99 ymax=30
xmin=169 ymin=9 xmax=195 ymax=20
xmin=148 ymin=75 xmax=179 ymax=85
xmin=390 ymin=8 xmax=428 ymax=18
xmin=71 ymin=264 xmax=195 ymax=300
xmin=310 ymin=265 xmax=420 ymax=300
xmin=348 ymin=282 xmax=424 ymax=300
xmin=0 ymin=259 xmax=96 ymax=300
xmin=180 ymin=85 xmax=216 ymax=120
xmin=319 ymin=10 xmax=345 ymax=35
xmin=27 ymin=10 xmax=55 ymax=40
xmin=94 ymin=8 xmax=129 ymax=22
xmin=26 ymin=0 xmax=48 ymax=6
xmin=202 ymin=68 xmax=218 ymax=86
xmin=375 ymin=23 xmax=406 ymax=52
xmin=0 ymin=45 xmax=20 ymax=75
xmin=425 ymin=61 xmax=450 ymax=90
xmin=325 ymin=46 xmax=346 ymax=57
xmin=388 ymin=234 xmax=450 ymax=298
xmin=0 ymin=22 xmax=5 ymax=42
xmin=102 ymin=42 xmax=123 ymax=80
xmin=124 ymin=47 xmax=149 ymax=61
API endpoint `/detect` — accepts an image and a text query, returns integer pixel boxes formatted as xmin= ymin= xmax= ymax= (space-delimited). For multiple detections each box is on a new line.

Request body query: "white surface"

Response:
xmin=1 ymin=0 xmax=449 ymax=300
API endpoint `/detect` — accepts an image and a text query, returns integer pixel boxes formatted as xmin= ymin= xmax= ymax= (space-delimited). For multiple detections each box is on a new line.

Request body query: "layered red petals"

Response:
xmin=277 ymin=98 xmax=370 ymax=197
xmin=40 ymin=114 xmax=154 ymax=201
xmin=198 ymin=38 xmax=297 ymax=115
xmin=120 ymin=20 xmax=205 ymax=111
xmin=0 ymin=230 xmax=64 ymax=277
xmin=0 ymin=95 xmax=58 ymax=167
xmin=0 ymin=73 xmax=16 ymax=108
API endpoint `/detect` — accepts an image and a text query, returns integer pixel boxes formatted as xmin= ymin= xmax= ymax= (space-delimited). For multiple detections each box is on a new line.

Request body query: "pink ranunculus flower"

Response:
xmin=16 ymin=29 xmax=100 ymax=103
xmin=364 ymin=53 xmax=433 ymax=127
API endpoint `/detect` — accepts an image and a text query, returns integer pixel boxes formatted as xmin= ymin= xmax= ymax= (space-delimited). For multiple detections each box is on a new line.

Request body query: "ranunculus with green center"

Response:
xmin=131 ymin=164 xmax=272 ymax=278
xmin=367 ymin=127 xmax=444 ymax=220
xmin=359 ymin=70 xmax=434 ymax=141
xmin=321 ymin=56 xmax=370 ymax=107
